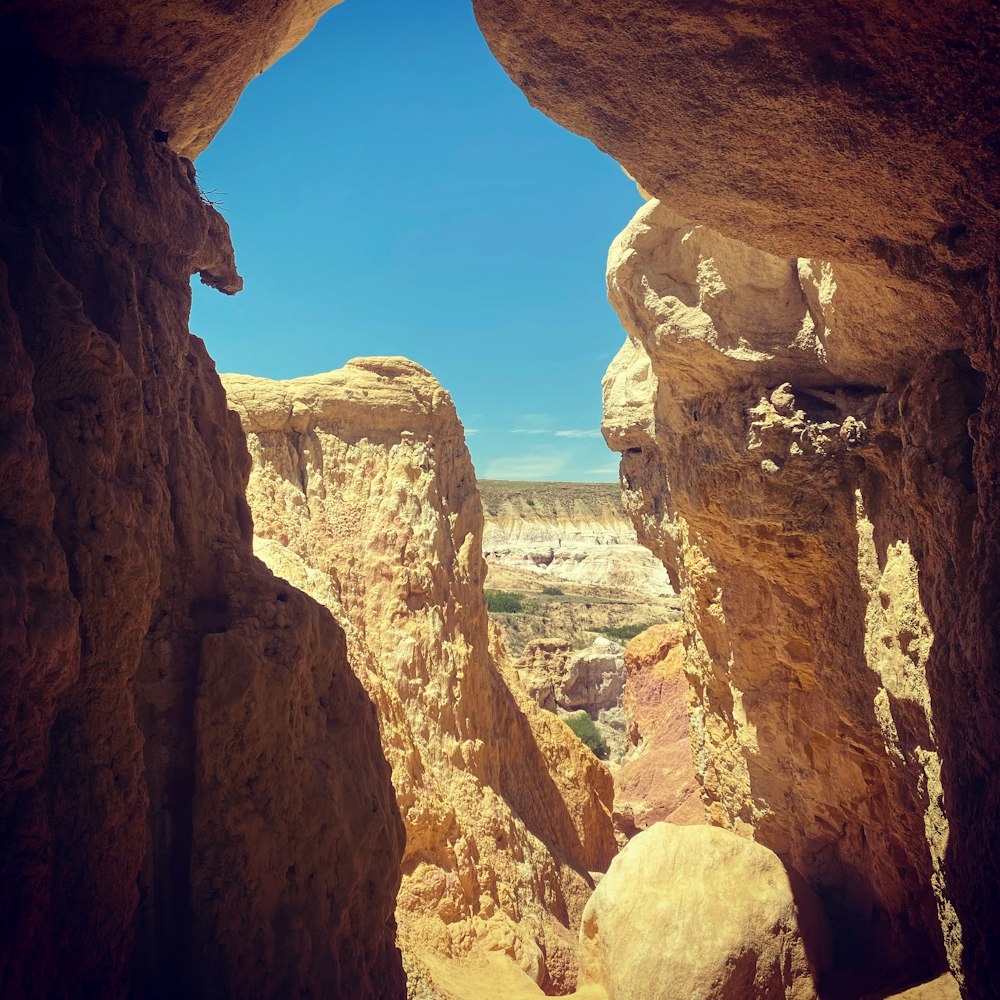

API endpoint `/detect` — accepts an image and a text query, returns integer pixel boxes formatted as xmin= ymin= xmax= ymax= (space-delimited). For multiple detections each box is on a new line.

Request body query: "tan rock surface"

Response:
xmin=470 ymin=8 xmax=1000 ymax=994
xmin=0 ymin=58 xmax=404 ymax=998
xmin=614 ymin=624 xmax=704 ymax=835
xmin=601 ymin=200 xmax=973 ymax=992
xmin=480 ymin=480 xmax=673 ymax=597
xmin=879 ymin=974 xmax=963 ymax=1000
xmin=517 ymin=637 xmax=625 ymax=718
xmin=472 ymin=0 xmax=998 ymax=279
xmin=577 ymin=823 xmax=832 ymax=1000
xmin=223 ymin=359 xmax=618 ymax=994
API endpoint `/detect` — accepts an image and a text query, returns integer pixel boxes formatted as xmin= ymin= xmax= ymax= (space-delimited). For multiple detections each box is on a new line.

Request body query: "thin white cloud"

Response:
xmin=465 ymin=428 xmax=479 ymax=436
xmin=585 ymin=465 xmax=620 ymax=476
xmin=482 ymin=454 xmax=570 ymax=480
xmin=511 ymin=428 xmax=550 ymax=435
xmin=555 ymin=429 xmax=603 ymax=439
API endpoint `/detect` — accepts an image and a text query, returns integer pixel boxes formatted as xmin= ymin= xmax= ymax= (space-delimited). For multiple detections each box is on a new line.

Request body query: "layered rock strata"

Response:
xmin=473 ymin=4 xmax=999 ymax=995
xmin=480 ymin=480 xmax=673 ymax=596
xmin=0 ymin=38 xmax=404 ymax=999
xmin=223 ymin=359 xmax=617 ymax=994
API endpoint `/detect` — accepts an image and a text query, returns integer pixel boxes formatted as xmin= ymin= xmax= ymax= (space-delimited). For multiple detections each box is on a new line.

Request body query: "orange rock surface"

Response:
xmin=473 ymin=3 xmax=1000 ymax=994
xmin=223 ymin=359 xmax=618 ymax=994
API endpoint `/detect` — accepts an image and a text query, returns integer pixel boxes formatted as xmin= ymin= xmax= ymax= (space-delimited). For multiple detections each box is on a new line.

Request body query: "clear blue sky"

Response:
xmin=191 ymin=0 xmax=642 ymax=481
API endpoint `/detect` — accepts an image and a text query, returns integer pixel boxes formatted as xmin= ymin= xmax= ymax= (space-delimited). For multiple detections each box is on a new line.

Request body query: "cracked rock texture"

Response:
xmin=0 ymin=37 xmax=404 ymax=1000
xmin=601 ymin=199 xmax=983 ymax=994
xmin=223 ymin=359 xmax=618 ymax=995
xmin=474 ymin=3 xmax=999 ymax=996
xmin=578 ymin=823 xmax=833 ymax=1000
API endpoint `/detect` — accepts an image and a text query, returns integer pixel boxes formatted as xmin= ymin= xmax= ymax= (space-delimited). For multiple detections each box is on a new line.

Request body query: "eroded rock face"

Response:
xmin=480 ymin=480 xmax=673 ymax=597
xmin=471 ymin=7 xmax=1000 ymax=994
xmin=601 ymin=199 xmax=981 ymax=992
xmin=0 ymin=42 xmax=404 ymax=999
xmin=614 ymin=624 xmax=704 ymax=836
xmin=472 ymin=0 xmax=999 ymax=278
xmin=223 ymin=359 xmax=618 ymax=994
xmin=517 ymin=637 xmax=625 ymax=717
xmin=578 ymin=823 xmax=832 ymax=1000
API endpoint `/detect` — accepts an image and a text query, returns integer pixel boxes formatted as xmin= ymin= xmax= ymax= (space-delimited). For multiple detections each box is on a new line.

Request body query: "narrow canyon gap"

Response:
xmin=0 ymin=1 xmax=997 ymax=999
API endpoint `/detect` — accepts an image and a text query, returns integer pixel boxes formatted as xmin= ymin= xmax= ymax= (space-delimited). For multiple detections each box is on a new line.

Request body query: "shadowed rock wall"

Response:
xmin=601 ymin=200 xmax=975 ymax=991
xmin=472 ymin=2 xmax=999 ymax=996
xmin=0 ymin=35 xmax=404 ymax=998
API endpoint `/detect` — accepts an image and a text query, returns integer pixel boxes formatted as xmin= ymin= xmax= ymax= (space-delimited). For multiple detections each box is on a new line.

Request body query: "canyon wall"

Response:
xmin=0 ymin=24 xmax=405 ymax=1000
xmin=223 ymin=359 xmax=617 ymax=994
xmin=472 ymin=2 xmax=999 ymax=997
xmin=601 ymin=200 xmax=962 ymax=990
xmin=480 ymin=480 xmax=673 ymax=596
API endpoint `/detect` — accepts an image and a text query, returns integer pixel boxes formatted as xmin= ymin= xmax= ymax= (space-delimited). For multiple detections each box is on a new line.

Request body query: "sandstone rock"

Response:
xmin=480 ymin=480 xmax=673 ymax=597
xmin=471 ymin=8 xmax=1000 ymax=993
xmin=614 ymin=624 xmax=704 ymax=835
xmin=472 ymin=0 xmax=999 ymax=279
xmin=561 ymin=638 xmax=625 ymax=714
xmin=223 ymin=359 xmax=618 ymax=994
xmin=516 ymin=638 xmax=573 ymax=712
xmin=880 ymin=973 xmax=963 ymax=1000
xmin=516 ymin=637 xmax=625 ymax=717
xmin=0 ymin=54 xmax=403 ymax=998
xmin=601 ymin=200 xmax=966 ymax=990
xmin=578 ymin=823 xmax=832 ymax=1000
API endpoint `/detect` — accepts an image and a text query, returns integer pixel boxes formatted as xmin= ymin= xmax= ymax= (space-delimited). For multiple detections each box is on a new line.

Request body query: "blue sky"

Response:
xmin=191 ymin=0 xmax=642 ymax=481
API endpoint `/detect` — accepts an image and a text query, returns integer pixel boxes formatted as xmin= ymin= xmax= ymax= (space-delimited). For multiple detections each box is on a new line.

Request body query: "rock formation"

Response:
xmin=517 ymin=637 xmax=625 ymax=717
xmin=480 ymin=481 xmax=673 ymax=597
xmin=223 ymin=358 xmax=618 ymax=994
xmin=1 ymin=0 xmax=345 ymax=158
xmin=578 ymin=823 xmax=833 ymax=1000
xmin=0 ymin=33 xmax=403 ymax=1000
xmin=2 ymin=0 xmax=997 ymax=995
xmin=614 ymin=624 xmax=704 ymax=835
xmin=599 ymin=198 xmax=970 ymax=990
xmin=473 ymin=3 xmax=1000 ymax=996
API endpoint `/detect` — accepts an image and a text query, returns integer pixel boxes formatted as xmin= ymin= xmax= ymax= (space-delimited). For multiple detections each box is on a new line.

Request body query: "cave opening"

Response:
xmin=2 ymin=0 xmax=997 ymax=996
xmin=190 ymin=0 xmax=640 ymax=487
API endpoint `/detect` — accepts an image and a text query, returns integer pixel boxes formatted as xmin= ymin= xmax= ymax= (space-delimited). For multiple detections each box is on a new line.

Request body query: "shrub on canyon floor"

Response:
xmin=565 ymin=710 xmax=609 ymax=759
xmin=485 ymin=589 xmax=525 ymax=614
xmin=592 ymin=623 xmax=659 ymax=643
xmin=541 ymin=585 xmax=564 ymax=596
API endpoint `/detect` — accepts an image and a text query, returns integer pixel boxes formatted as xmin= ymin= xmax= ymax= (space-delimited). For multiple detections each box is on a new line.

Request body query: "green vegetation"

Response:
xmin=564 ymin=710 xmax=609 ymax=759
xmin=541 ymin=585 xmax=564 ymax=596
xmin=590 ymin=623 xmax=657 ymax=643
xmin=484 ymin=589 xmax=525 ymax=614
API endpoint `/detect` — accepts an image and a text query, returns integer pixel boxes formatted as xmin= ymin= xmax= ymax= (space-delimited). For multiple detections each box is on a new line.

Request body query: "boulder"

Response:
xmin=578 ymin=824 xmax=832 ymax=1000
